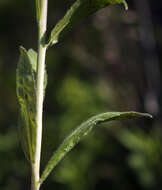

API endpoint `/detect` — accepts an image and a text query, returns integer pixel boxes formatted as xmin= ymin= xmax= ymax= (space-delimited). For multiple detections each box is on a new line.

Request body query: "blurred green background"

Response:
xmin=1 ymin=0 xmax=162 ymax=189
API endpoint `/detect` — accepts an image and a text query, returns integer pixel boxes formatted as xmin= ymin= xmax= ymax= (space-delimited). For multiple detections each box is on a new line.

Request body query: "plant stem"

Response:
xmin=31 ymin=0 xmax=48 ymax=190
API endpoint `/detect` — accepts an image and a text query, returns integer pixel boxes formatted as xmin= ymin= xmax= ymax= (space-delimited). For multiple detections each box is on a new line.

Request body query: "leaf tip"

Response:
xmin=19 ymin=46 xmax=27 ymax=54
xmin=19 ymin=45 xmax=24 ymax=51
xmin=146 ymin=113 xmax=153 ymax=119
xmin=131 ymin=112 xmax=153 ymax=119
xmin=123 ymin=0 xmax=128 ymax=10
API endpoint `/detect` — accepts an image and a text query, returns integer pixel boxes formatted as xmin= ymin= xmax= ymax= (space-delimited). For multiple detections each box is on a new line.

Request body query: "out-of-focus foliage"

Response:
xmin=119 ymin=129 xmax=162 ymax=189
xmin=0 ymin=0 xmax=162 ymax=190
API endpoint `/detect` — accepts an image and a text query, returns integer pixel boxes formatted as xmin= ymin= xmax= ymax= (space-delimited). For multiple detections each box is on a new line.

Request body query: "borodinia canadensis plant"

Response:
xmin=16 ymin=0 xmax=152 ymax=190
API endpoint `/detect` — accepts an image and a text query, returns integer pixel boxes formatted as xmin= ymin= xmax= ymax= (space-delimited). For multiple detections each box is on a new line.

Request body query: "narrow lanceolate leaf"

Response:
xmin=16 ymin=47 xmax=47 ymax=163
xmin=39 ymin=111 xmax=152 ymax=184
xmin=46 ymin=0 xmax=128 ymax=47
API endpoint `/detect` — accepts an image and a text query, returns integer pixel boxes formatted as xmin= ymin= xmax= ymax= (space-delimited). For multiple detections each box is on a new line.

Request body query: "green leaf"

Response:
xmin=16 ymin=47 xmax=47 ymax=163
xmin=46 ymin=0 xmax=128 ymax=47
xmin=36 ymin=0 xmax=41 ymax=22
xmin=16 ymin=47 xmax=37 ymax=163
xmin=39 ymin=111 xmax=152 ymax=184
xmin=27 ymin=48 xmax=48 ymax=98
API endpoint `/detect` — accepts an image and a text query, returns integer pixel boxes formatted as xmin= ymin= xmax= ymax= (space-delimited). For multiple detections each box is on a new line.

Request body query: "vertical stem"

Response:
xmin=31 ymin=0 xmax=48 ymax=190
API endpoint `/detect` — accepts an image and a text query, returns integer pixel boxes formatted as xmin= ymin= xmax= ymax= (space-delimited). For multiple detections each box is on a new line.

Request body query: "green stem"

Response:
xmin=31 ymin=0 xmax=48 ymax=190
xmin=31 ymin=163 xmax=40 ymax=190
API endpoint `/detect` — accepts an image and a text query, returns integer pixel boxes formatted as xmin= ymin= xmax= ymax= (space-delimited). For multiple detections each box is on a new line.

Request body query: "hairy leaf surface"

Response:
xmin=47 ymin=0 xmax=128 ymax=47
xmin=40 ymin=111 xmax=151 ymax=184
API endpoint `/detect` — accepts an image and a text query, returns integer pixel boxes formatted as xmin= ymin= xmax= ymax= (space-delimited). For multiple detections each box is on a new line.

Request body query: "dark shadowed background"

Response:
xmin=0 ymin=0 xmax=162 ymax=189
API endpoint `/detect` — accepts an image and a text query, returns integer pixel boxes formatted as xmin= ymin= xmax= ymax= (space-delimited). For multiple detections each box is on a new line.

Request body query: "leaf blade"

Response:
xmin=47 ymin=0 xmax=128 ymax=47
xmin=39 ymin=111 xmax=151 ymax=184
xmin=16 ymin=47 xmax=48 ymax=163
xmin=16 ymin=47 xmax=37 ymax=163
